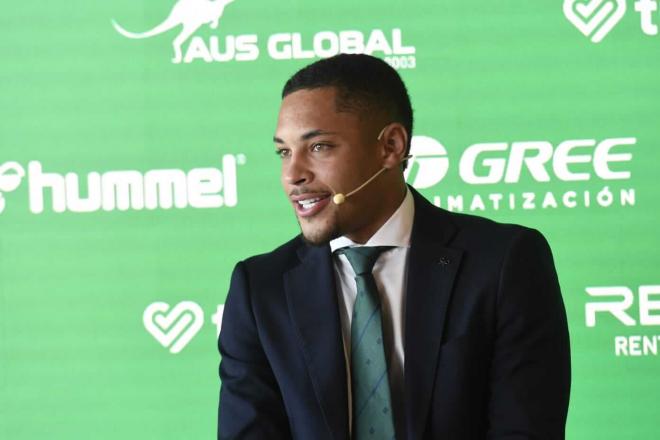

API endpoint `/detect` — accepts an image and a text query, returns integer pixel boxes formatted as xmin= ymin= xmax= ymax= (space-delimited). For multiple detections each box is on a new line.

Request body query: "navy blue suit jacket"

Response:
xmin=218 ymin=188 xmax=570 ymax=439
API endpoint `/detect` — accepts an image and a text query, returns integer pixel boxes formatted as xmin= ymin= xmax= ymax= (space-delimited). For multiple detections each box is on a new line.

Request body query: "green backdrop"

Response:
xmin=1 ymin=0 xmax=658 ymax=438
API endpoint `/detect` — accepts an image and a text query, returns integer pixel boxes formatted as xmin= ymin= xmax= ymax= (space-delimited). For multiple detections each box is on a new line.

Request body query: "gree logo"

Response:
xmin=403 ymin=135 xmax=635 ymax=188
xmin=404 ymin=136 xmax=449 ymax=189
xmin=564 ymin=0 xmax=627 ymax=43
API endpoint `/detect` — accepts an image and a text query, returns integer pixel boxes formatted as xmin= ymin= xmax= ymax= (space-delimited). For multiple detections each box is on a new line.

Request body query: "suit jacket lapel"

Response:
xmin=284 ymin=243 xmax=349 ymax=440
xmin=404 ymin=189 xmax=463 ymax=440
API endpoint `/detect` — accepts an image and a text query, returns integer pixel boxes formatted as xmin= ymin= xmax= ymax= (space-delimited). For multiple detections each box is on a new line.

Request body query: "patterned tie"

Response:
xmin=338 ymin=246 xmax=396 ymax=440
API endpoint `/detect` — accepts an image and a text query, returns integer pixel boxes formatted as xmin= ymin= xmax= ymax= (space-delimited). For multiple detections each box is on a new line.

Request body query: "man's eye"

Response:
xmin=311 ymin=143 xmax=330 ymax=152
xmin=275 ymin=148 xmax=290 ymax=158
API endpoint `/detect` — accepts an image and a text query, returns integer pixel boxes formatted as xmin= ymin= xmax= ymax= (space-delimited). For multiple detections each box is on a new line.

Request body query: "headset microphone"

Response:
xmin=332 ymin=154 xmax=413 ymax=205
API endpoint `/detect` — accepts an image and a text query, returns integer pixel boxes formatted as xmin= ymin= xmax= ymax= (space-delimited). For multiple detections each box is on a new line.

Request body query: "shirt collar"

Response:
xmin=329 ymin=187 xmax=414 ymax=252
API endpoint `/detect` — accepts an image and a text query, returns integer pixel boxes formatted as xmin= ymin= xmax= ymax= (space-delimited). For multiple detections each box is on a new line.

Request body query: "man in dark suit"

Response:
xmin=218 ymin=54 xmax=570 ymax=439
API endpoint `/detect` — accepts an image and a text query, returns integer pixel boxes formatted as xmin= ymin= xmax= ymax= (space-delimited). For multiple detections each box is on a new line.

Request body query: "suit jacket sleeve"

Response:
xmin=217 ymin=261 xmax=291 ymax=440
xmin=487 ymin=228 xmax=571 ymax=439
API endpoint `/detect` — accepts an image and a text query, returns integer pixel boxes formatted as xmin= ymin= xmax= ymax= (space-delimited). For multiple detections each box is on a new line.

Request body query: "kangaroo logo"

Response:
xmin=0 ymin=161 xmax=26 ymax=214
xmin=563 ymin=0 xmax=627 ymax=43
xmin=112 ymin=0 xmax=235 ymax=63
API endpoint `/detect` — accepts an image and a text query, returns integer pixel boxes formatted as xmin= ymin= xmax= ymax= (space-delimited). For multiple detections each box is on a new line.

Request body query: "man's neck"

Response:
xmin=341 ymin=184 xmax=409 ymax=245
xmin=330 ymin=187 xmax=414 ymax=250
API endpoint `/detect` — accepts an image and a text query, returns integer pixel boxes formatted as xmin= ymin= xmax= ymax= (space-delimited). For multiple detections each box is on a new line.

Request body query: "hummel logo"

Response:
xmin=0 ymin=162 xmax=25 ymax=214
xmin=563 ymin=0 xmax=627 ymax=42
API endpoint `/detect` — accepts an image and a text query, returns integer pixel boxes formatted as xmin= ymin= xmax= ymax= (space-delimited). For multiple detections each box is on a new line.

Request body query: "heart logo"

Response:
xmin=563 ymin=0 xmax=626 ymax=43
xmin=143 ymin=301 xmax=204 ymax=353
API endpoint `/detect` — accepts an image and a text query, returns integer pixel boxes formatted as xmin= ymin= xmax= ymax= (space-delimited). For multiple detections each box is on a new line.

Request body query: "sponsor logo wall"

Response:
xmin=1 ymin=1 xmax=658 ymax=439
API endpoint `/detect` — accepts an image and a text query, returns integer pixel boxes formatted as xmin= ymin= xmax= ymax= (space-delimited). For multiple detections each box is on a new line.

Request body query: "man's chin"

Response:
xmin=299 ymin=223 xmax=341 ymax=247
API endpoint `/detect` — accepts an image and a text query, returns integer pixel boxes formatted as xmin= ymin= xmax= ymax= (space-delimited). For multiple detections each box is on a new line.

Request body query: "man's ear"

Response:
xmin=379 ymin=123 xmax=409 ymax=169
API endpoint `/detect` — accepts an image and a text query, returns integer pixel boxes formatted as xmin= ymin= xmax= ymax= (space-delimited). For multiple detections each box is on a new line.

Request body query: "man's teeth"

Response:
xmin=298 ymin=197 xmax=323 ymax=209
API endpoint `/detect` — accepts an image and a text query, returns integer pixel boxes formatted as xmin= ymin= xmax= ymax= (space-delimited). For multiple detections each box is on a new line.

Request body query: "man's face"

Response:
xmin=274 ymin=87 xmax=386 ymax=245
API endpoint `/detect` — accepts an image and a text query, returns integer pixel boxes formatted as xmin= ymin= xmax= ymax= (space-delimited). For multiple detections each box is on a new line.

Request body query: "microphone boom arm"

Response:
xmin=332 ymin=154 xmax=412 ymax=205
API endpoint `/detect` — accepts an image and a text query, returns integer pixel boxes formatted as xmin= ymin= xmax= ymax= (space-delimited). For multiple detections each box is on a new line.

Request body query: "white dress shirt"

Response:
xmin=329 ymin=188 xmax=414 ymax=439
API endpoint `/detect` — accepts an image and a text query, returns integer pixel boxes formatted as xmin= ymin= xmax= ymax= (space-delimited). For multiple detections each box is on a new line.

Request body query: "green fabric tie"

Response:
xmin=338 ymin=246 xmax=396 ymax=440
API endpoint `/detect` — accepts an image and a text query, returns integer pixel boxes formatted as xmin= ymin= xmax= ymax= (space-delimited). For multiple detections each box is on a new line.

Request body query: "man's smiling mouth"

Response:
xmin=291 ymin=192 xmax=332 ymax=217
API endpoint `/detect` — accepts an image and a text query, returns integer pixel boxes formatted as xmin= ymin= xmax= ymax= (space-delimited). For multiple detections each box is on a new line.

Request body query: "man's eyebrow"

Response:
xmin=273 ymin=129 xmax=338 ymax=144
xmin=300 ymin=129 xmax=337 ymax=140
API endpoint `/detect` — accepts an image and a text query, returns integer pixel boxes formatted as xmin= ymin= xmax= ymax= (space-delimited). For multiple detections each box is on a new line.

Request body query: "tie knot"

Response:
xmin=337 ymin=246 xmax=392 ymax=276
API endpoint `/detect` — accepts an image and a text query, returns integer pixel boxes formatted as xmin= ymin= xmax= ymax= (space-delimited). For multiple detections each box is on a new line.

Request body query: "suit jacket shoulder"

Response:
xmin=410 ymin=187 xmax=552 ymax=267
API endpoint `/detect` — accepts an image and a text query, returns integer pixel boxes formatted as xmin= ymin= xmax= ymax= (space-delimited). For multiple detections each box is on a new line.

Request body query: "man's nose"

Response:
xmin=283 ymin=153 xmax=312 ymax=186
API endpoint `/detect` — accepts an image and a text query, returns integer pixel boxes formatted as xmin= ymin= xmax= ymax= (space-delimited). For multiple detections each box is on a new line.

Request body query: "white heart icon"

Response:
xmin=563 ymin=0 xmax=626 ymax=43
xmin=143 ymin=301 xmax=204 ymax=354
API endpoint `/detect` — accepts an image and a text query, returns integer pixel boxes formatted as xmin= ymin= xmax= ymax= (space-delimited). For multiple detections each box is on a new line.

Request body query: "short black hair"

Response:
xmin=282 ymin=54 xmax=414 ymax=154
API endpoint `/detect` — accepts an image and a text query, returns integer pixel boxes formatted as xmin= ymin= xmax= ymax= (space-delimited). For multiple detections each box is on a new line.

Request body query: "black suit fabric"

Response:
xmin=218 ymin=188 xmax=571 ymax=440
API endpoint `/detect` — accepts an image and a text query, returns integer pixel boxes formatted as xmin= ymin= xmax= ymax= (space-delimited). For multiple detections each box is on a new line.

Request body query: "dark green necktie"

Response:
xmin=338 ymin=246 xmax=396 ymax=440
